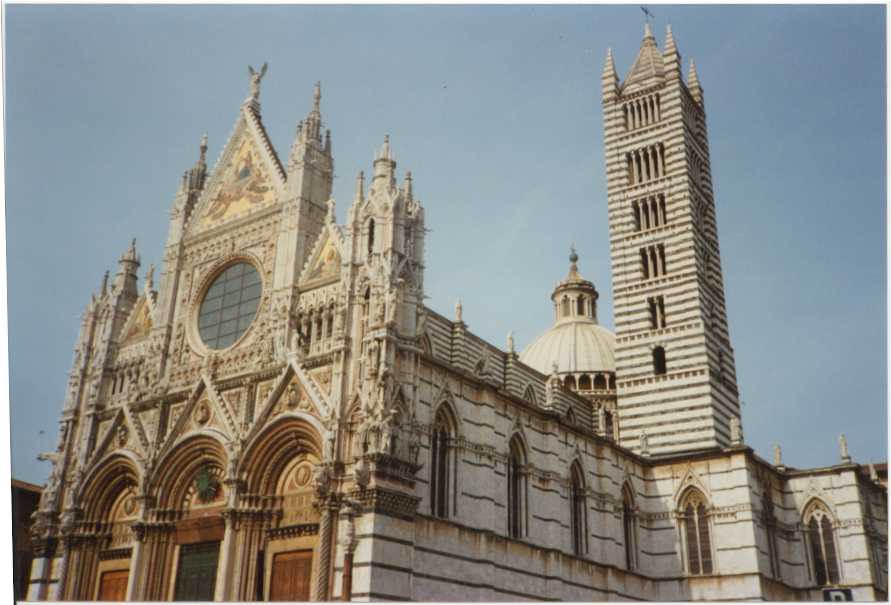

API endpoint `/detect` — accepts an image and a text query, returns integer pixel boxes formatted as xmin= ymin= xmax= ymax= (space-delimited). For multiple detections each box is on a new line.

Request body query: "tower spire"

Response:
xmin=602 ymin=48 xmax=619 ymax=101
xmin=663 ymin=24 xmax=681 ymax=77
xmin=687 ymin=59 xmax=702 ymax=103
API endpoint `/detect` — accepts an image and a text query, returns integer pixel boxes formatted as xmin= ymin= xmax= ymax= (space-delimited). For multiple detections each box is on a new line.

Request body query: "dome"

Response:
xmin=519 ymin=247 xmax=616 ymax=375
xmin=521 ymin=320 xmax=616 ymax=375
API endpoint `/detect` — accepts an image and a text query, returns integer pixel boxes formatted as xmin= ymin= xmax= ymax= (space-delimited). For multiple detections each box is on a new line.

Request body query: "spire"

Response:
xmin=100 ymin=271 xmax=109 ymax=298
xmin=145 ymin=263 xmax=155 ymax=292
xmin=403 ymin=171 xmax=413 ymax=203
xmin=663 ymin=24 xmax=681 ymax=78
xmin=114 ymin=239 xmax=141 ymax=297
xmin=188 ymin=134 xmax=208 ymax=191
xmin=313 ymin=80 xmax=321 ymax=113
xmin=601 ymin=48 xmax=619 ymax=100
xmin=354 ymin=170 xmax=365 ymax=204
xmin=372 ymin=135 xmax=397 ymax=192
xmin=687 ymin=59 xmax=703 ymax=103
xmin=304 ymin=81 xmax=323 ymax=143
xmin=622 ymin=23 xmax=666 ymax=89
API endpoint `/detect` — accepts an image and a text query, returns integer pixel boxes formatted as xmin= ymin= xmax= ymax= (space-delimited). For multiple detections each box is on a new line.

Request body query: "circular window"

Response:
xmin=198 ymin=262 xmax=262 ymax=349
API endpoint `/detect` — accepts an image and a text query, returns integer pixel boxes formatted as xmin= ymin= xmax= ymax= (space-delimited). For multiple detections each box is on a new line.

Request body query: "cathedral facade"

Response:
xmin=27 ymin=26 xmax=887 ymax=602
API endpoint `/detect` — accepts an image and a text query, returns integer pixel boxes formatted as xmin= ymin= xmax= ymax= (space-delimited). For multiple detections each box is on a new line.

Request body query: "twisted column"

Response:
xmin=314 ymin=503 xmax=335 ymax=601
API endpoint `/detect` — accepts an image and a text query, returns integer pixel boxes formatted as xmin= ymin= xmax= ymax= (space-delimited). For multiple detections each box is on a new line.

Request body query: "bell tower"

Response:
xmin=602 ymin=24 xmax=740 ymax=454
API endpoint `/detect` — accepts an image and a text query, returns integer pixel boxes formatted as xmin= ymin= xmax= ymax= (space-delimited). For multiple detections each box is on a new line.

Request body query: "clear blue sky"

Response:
xmin=6 ymin=5 xmax=886 ymax=484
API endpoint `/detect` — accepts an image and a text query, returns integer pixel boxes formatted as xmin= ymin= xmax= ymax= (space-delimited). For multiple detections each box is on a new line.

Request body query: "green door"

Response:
xmin=174 ymin=541 xmax=220 ymax=601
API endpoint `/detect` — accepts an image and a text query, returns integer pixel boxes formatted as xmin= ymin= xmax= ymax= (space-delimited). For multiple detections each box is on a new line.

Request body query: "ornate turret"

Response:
xmin=112 ymin=239 xmax=140 ymax=299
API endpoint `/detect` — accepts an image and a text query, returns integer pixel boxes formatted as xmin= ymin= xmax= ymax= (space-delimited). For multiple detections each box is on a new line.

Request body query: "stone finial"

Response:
xmin=639 ymin=431 xmax=650 ymax=457
xmin=313 ymin=81 xmax=321 ymax=113
xmin=247 ymin=62 xmax=268 ymax=102
xmin=455 ymin=299 xmax=463 ymax=323
xmin=773 ymin=444 xmax=783 ymax=467
xmin=199 ymin=133 xmax=208 ymax=162
xmin=839 ymin=433 xmax=851 ymax=463
xmin=100 ymin=270 xmax=109 ymax=297
xmin=145 ymin=264 xmax=155 ymax=291
xmin=507 ymin=331 xmax=515 ymax=354
xmin=869 ymin=462 xmax=879 ymax=481
xmin=688 ymin=59 xmax=702 ymax=102
xmin=326 ymin=198 xmax=336 ymax=225
xmin=730 ymin=417 xmax=742 ymax=445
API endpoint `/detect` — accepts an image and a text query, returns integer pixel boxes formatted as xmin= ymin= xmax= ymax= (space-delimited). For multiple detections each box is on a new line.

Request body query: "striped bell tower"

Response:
xmin=602 ymin=24 xmax=741 ymax=455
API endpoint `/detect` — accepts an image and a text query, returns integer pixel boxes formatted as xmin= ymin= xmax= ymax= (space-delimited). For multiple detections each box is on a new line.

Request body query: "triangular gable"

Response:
xmin=189 ymin=107 xmax=285 ymax=234
xmin=121 ymin=295 xmax=153 ymax=344
xmin=299 ymin=226 xmax=343 ymax=285
xmin=246 ymin=358 xmax=333 ymax=444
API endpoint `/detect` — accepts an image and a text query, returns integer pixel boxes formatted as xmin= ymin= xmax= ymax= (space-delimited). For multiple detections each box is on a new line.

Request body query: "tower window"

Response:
xmin=593 ymin=374 xmax=607 ymax=390
xmin=634 ymin=194 xmax=668 ymax=231
xmin=576 ymin=297 xmax=585 ymax=316
xmin=653 ymin=346 xmax=667 ymax=375
xmin=578 ymin=374 xmax=591 ymax=390
xmin=648 ymin=296 xmax=666 ymax=329
xmin=640 ymin=244 xmax=667 ymax=280
xmin=561 ymin=296 xmax=570 ymax=318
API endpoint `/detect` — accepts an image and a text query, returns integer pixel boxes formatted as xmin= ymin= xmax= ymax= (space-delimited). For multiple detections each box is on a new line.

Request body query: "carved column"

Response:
xmin=312 ymin=500 xmax=338 ymax=601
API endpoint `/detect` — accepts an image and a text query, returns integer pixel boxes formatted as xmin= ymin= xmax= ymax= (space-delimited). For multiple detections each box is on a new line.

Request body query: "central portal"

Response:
xmin=174 ymin=541 xmax=220 ymax=601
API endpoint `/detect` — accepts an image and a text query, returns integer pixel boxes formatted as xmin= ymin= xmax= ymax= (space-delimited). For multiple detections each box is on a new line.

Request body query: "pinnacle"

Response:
xmin=644 ymin=21 xmax=654 ymax=40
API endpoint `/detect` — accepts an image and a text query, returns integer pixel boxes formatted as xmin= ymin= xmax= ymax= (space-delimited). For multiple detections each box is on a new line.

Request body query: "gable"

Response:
xmin=198 ymin=133 xmax=277 ymax=230
xmin=122 ymin=296 xmax=153 ymax=344
xmin=300 ymin=230 xmax=342 ymax=285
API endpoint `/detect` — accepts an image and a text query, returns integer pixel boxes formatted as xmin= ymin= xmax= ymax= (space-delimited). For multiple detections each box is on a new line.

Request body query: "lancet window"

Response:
xmin=507 ymin=436 xmax=527 ymax=539
xmin=430 ymin=405 xmax=456 ymax=519
xmin=804 ymin=501 xmax=840 ymax=586
xmin=680 ymin=488 xmax=713 ymax=575
xmin=569 ymin=462 xmax=587 ymax=555
xmin=762 ymin=488 xmax=781 ymax=579
xmin=623 ymin=483 xmax=638 ymax=570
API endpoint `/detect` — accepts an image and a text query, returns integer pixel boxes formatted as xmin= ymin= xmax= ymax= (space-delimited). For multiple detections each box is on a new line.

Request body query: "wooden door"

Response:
xmin=269 ymin=550 xmax=313 ymax=601
xmin=98 ymin=569 xmax=129 ymax=601
xmin=173 ymin=541 xmax=220 ymax=601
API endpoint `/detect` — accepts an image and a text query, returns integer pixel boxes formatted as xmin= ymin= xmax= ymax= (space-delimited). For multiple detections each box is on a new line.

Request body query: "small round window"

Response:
xmin=198 ymin=262 xmax=262 ymax=349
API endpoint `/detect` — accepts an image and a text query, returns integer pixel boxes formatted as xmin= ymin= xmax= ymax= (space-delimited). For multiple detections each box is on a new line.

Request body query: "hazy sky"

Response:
xmin=6 ymin=5 xmax=886 ymax=484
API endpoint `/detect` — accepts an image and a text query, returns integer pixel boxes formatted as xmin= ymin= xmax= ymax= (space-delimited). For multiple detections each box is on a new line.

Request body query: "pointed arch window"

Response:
xmin=804 ymin=502 xmax=840 ymax=586
xmin=430 ymin=406 xmax=456 ymax=518
xmin=561 ymin=296 xmax=570 ymax=318
xmin=367 ymin=219 xmax=376 ymax=255
xmin=762 ymin=488 xmax=781 ymax=579
xmin=623 ymin=483 xmax=638 ymax=570
xmin=508 ymin=436 xmax=527 ymax=539
xmin=570 ymin=462 xmax=587 ymax=555
xmin=680 ymin=489 xmax=713 ymax=575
